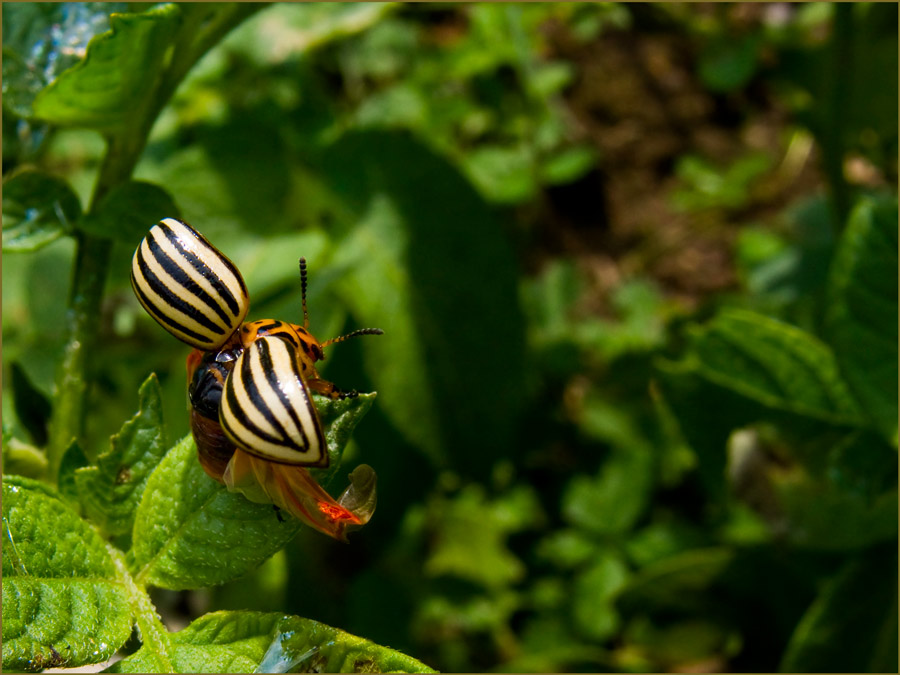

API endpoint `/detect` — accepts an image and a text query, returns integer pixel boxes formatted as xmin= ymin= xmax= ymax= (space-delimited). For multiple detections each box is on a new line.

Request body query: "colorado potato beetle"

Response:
xmin=131 ymin=217 xmax=382 ymax=540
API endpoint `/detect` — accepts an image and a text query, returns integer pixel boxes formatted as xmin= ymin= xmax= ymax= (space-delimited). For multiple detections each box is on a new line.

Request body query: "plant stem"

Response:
xmin=46 ymin=4 xmax=268 ymax=481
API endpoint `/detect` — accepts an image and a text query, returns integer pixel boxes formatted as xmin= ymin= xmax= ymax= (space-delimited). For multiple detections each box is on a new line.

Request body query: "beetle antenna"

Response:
xmin=321 ymin=327 xmax=384 ymax=349
xmin=299 ymin=258 xmax=310 ymax=330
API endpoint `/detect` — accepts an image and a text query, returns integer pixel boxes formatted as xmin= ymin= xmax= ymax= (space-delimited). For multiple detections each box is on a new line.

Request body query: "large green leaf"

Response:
xmin=2 ymin=169 xmax=82 ymax=252
xmin=77 ymin=181 xmax=181 ymax=242
xmin=1 ymin=476 xmax=132 ymax=672
xmin=780 ymin=543 xmax=898 ymax=672
xmin=825 ymin=196 xmax=899 ymax=440
xmin=32 ymin=6 xmax=179 ymax=131
xmin=109 ymin=610 xmax=436 ymax=673
xmin=686 ymin=309 xmax=863 ymax=426
xmin=128 ymin=434 xmax=301 ymax=590
xmin=311 ymin=130 xmax=528 ymax=476
xmin=130 ymin=393 xmax=374 ymax=590
xmin=75 ymin=374 xmax=168 ymax=537
xmin=1 ymin=3 xmax=123 ymax=117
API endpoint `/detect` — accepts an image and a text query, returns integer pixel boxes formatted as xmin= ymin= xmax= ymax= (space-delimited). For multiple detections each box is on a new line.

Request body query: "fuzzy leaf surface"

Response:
xmin=75 ymin=374 xmax=168 ymax=537
xmin=130 ymin=393 xmax=374 ymax=590
xmin=1 ymin=476 xmax=132 ymax=672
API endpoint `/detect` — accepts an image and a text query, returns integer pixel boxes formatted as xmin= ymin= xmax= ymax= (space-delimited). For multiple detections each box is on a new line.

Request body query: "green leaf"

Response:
xmin=130 ymin=393 xmax=373 ymax=589
xmin=698 ymin=33 xmax=761 ymax=93
xmin=1 ymin=475 xmax=133 ymax=672
xmin=424 ymin=484 xmax=542 ymax=589
xmin=110 ymin=610 xmax=436 ymax=673
xmin=32 ymin=6 xmax=179 ymax=131
xmin=310 ymin=392 xmax=376 ymax=489
xmin=572 ymin=549 xmax=630 ymax=642
xmin=9 ymin=362 xmax=52 ymax=447
xmin=686 ymin=309 xmax=863 ymax=425
xmin=1 ymin=438 xmax=48 ymax=480
xmin=618 ymin=548 xmax=734 ymax=615
xmin=1 ymin=3 xmax=123 ymax=117
xmin=220 ymin=2 xmax=397 ymax=63
xmin=58 ymin=439 xmax=90 ymax=506
xmin=129 ymin=435 xmax=299 ymax=590
xmin=539 ymin=145 xmax=597 ymax=186
xmin=563 ymin=399 xmax=654 ymax=535
xmin=462 ymin=144 xmax=538 ymax=204
xmin=2 ymin=169 xmax=81 ymax=252
xmin=313 ymin=130 xmax=528 ymax=475
xmin=75 ymin=374 xmax=168 ymax=537
xmin=780 ymin=543 xmax=898 ymax=672
xmin=78 ymin=180 xmax=180 ymax=242
xmin=826 ymin=197 xmax=899 ymax=440
xmin=769 ymin=432 xmax=898 ymax=551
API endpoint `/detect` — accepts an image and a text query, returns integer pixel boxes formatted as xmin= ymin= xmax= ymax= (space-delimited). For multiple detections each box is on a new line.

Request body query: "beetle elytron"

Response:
xmin=131 ymin=217 xmax=380 ymax=540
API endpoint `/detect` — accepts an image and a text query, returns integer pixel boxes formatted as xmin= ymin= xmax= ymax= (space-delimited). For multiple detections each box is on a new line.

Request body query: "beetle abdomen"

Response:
xmin=131 ymin=218 xmax=249 ymax=350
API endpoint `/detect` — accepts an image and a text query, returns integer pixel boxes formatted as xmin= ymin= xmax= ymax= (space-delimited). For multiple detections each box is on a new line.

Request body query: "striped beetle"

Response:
xmin=131 ymin=218 xmax=381 ymax=540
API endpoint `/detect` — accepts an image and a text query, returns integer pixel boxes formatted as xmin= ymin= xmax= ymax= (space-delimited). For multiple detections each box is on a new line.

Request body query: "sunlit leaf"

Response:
xmin=2 ymin=3 xmax=124 ymax=117
xmin=130 ymin=393 xmax=373 ymax=590
xmin=109 ymin=610 xmax=436 ymax=673
xmin=1 ymin=476 xmax=132 ymax=672
xmin=32 ymin=6 xmax=179 ymax=131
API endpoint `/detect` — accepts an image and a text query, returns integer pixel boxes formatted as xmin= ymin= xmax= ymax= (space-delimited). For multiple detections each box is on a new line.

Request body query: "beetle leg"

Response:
xmin=306 ymin=378 xmax=358 ymax=400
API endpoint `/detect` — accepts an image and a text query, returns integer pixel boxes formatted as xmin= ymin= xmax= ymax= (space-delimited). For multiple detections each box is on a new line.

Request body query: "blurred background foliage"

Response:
xmin=2 ymin=3 xmax=897 ymax=672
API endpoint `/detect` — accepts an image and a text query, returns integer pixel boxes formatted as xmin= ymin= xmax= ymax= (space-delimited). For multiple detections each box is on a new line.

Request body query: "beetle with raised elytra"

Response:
xmin=131 ymin=217 xmax=381 ymax=540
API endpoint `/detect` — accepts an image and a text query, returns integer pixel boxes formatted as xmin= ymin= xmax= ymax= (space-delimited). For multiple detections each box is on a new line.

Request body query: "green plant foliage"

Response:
xmin=74 ymin=374 xmax=168 ymax=538
xmin=2 ymin=476 xmax=133 ymax=671
xmin=424 ymin=484 xmax=542 ymax=589
xmin=129 ymin=393 xmax=373 ymax=590
xmin=685 ymin=309 xmax=862 ymax=424
xmin=32 ymin=6 xmax=179 ymax=131
xmin=77 ymin=180 xmax=181 ymax=241
xmin=313 ymin=130 xmax=527 ymax=475
xmin=1 ymin=3 xmax=125 ymax=117
xmin=2 ymin=169 xmax=82 ymax=252
xmin=2 ymin=3 xmax=896 ymax=672
xmin=110 ymin=610 xmax=436 ymax=673
xmin=825 ymin=196 xmax=899 ymax=440
xmin=780 ymin=543 xmax=898 ymax=672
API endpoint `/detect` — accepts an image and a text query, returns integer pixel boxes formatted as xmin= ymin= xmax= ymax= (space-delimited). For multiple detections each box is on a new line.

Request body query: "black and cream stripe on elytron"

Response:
xmin=219 ymin=336 xmax=328 ymax=466
xmin=130 ymin=218 xmax=249 ymax=350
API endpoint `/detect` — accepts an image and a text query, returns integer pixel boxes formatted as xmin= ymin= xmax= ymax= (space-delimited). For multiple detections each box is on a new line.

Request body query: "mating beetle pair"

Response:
xmin=131 ymin=218 xmax=381 ymax=540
